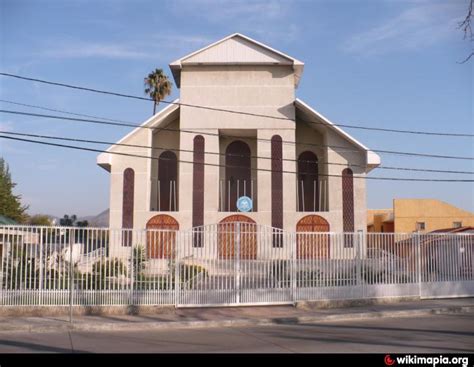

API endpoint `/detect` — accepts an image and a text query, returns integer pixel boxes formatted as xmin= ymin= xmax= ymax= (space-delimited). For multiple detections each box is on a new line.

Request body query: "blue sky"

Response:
xmin=0 ymin=0 xmax=473 ymax=217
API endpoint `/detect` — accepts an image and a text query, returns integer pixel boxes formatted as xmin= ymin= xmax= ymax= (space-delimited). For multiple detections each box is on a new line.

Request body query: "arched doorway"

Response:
xmin=225 ymin=141 xmax=251 ymax=212
xmin=146 ymin=214 xmax=179 ymax=258
xmin=218 ymin=215 xmax=257 ymax=259
xmin=296 ymin=215 xmax=330 ymax=259
xmin=158 ymin=150 xmax=178 ymax=211
xmin=297 ymin=151 xmax=319 ymax=212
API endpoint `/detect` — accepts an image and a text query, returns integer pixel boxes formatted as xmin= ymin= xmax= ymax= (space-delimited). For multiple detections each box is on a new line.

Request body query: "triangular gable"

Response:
xmin=182 ymin=35 xmax=293 ymax=65
xmin=295 ymin=98 xmax=381 ymax=169
xmin=170 ymin=33 xmax=304 ymax=88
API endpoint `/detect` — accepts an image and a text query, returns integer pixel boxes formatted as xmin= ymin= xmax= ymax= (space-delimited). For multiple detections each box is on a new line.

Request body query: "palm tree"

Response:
xmin=144 ymin=68 xmax=173 ymax=115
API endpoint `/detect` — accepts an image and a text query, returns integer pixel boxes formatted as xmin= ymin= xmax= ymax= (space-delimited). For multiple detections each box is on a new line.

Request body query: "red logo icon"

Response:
xmin=384 ymin=355 xmax=396 ymax=366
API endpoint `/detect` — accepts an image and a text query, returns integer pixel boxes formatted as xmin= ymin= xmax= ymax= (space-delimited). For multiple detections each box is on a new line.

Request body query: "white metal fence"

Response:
xmin=0 ymin=225 xmax=472 ymax=307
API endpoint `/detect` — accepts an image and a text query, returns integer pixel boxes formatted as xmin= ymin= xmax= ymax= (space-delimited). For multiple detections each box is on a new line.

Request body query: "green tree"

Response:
xmin=144 ymin=68 xmax=173 ymax=115
xmin=28 ymin=214 xmax=52 ymax=226
xmin=60 ymin=214 xmax=77 ymax=226
xmin=0 ymin=157 xmax=28 ymax=223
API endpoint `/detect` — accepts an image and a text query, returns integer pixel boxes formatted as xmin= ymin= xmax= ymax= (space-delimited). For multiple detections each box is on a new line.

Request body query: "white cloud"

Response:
xmin=36 ymin=34 xmax=215 ymax=60
xmin=171 ymin=0 xmax=284 ymax=20
xmin=169 ymin=0 xmax=300 ymax=44
xmin=40 ymin=42 xmax=153 ymax=59
xmin=343 ymin=2 xmax=463 ymax=55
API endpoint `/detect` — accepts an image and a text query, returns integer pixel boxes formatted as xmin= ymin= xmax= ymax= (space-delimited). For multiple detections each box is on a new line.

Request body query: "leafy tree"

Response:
xmin=28 ymin=214 xmax=52 ymax=226
xmin=60 ymin=214 xmax=77 ymax=226
xmin=144 ymin=68 xmax=173 ymax=115
xmin=460 ymin=0 xmax=473 ymax=63
xmin=0 ymin=157 xmax=28 ymax=223
xmin=76 ymin=220 xmax=88 ymax=227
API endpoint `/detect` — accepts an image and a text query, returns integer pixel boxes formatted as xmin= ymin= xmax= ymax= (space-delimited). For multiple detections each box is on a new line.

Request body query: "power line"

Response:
xmin=1 ymin=134 xmax=473 ymax=182
xmin=2 ymin=109 xmax=473 ymax=161
xmin=0 ymin=99 xmax=134 ymax=124
xmin=1 ymin=73 xmax=473 ymax=138
xmin=2 ymin=130 xmax=473 ymax=175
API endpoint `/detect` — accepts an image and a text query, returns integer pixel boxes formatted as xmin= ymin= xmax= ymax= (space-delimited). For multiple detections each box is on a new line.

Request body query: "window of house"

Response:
xmin=416 ymin=222 xmax=425 ymax=232
xmin=122 ymin=168 xmax=135 ymax=246
xmin=297 ymin=151 xmax=319 ymax=212
xmin=193 ymin=135 xmax=205 ymax=247
xmin=271 ymin=135 xmax=283 ymax=247
xmin=453 ymin=221 xmax=462 ymax=229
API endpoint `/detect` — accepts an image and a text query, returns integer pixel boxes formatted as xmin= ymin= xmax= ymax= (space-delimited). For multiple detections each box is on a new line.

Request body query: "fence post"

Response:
xmin=38 ymin=228 xmax=44 ymax=306
xmin=129 ymin=230 xmax=134 ymax=307
xmin=69 ymin=228 xmax=74 ymax=324
xmin=291 ymin=231 xmax=297 ymax=303
xmin=174 ymin=230 xmax=180 ymax=307
xmin=356 ymin=230 xmax=363 ymax=298
xmin=416 ymin=233 xmax=422 ymax=299
xmin=236 ymin=223 xmax=241 ymax=305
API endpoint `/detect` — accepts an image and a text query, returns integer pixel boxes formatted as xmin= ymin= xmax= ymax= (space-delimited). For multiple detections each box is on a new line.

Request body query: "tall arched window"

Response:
xmin=193 ymin=135 xmax=205 ymax=247
xmin=297 ymin=151 xmax=319 ymax=212
xmin=342 ymin=168 xmax=355 ymax=246
xmin=271 ymin=135 xmax=283 ymax=247
xmin=225 ymin=140 xmax=251 ymax=212
xmin=158 ymin=150 xmax=178 ymax=211
xmin=122 ymin=168 xmax=134 ymax=246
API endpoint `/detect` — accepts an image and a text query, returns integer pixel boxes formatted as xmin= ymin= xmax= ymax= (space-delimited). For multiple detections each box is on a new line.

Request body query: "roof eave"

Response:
xmin=295 ymin=98 xmax=381 ymax=171
xmin=169 ymin=33 xmax=305 ymax=88
xmin=96 ymin=100 xmax=180 ymax=171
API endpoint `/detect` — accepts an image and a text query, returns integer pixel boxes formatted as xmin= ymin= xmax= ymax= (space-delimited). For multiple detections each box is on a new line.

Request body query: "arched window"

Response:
xmin=342 ymin=168 xmax=355 ymax=247
xmin=193 ymin=135 xmax=205 ymax=247
xmin=271 ymin=135 xmax=283 ymax=247
xmin=297 ymin=151 xmax=319 ymax=212
xmin=158 ymin=150 xmax=178 ymax=211
xmin=122 ymin=168 xmax=134 ymax=246
xmin=225 ymin=140 xmax=251 ymax=212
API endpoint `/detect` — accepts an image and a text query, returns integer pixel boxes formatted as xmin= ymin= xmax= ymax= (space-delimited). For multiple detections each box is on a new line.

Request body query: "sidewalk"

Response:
xmin=1 ymin=298 xmax=473 ymax=334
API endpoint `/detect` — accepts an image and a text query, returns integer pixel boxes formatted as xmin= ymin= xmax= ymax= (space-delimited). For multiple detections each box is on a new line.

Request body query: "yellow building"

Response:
xmin=368 ymin=199 xmax=474 ymax=233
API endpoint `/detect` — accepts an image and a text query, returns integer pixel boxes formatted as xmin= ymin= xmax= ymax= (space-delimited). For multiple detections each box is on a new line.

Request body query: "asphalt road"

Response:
xmin=0 ymin=313 xmax=472 ymax=353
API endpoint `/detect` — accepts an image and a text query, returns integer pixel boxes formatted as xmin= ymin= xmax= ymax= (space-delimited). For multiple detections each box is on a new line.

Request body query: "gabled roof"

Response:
xmin=96 ymin=100 xmax=180 ymax=171
xmin=295 ymin=98 xmax=381 ymax=170
xmin=169 ymin=33 xmax=304 ymax=88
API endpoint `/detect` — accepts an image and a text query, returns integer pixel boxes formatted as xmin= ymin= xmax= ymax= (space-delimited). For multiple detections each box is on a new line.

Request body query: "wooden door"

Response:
xmin=218 ymin=215 xmax=256 ymax=259
xmin=146 ymin=215 xmax=179 ymax=259
xmin=296 ymin=215 xmax=330 ymax=259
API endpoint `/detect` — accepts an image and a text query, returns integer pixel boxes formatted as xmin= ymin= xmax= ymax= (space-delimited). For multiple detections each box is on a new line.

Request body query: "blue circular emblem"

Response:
xmin=236 ymin=196 xmax=253 ymax=212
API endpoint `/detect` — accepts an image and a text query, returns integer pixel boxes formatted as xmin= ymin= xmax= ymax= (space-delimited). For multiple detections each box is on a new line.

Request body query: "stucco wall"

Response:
xmin=394 ymin=199 xmax=474 ymax=233
xmin=105 ymin=62 xmax=370 ymax=261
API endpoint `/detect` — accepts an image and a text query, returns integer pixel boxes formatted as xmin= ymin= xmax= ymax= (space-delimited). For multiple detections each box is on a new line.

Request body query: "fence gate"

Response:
xmin=419 ymin=234 xmax=474 ymax=299
xmin=175 ymin=223 xmax=295 ymax=307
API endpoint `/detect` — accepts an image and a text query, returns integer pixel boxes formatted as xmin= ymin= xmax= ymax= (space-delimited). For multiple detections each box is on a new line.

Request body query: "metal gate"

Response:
xmin=419 ymin=233 xmax=474 ymax=299
xmin=175 ymin=223 xmax=295 ymax=307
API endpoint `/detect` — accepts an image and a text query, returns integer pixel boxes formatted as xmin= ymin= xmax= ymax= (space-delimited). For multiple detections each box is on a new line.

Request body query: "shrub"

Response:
xmin=180 ymin=264 xmax=207 ymax=282
xmin=92 ymin=258 xmax=127 ymax=277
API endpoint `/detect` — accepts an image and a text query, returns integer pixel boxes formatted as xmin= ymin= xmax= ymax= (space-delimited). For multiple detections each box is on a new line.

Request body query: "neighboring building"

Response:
xmin=0 ymin=216 xmax=39 ymax=261
xmin=0 ymin=215 xmax=18 ymax=225
xmin=97 ymin=33 xmax=380 ymax=256
xmin=368 ymin=199 xmax=474 ymax=233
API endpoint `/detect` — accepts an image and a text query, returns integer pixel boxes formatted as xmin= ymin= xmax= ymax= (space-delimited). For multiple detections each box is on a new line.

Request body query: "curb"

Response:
xmin=1 ymin=305 xmax=473 ymax=334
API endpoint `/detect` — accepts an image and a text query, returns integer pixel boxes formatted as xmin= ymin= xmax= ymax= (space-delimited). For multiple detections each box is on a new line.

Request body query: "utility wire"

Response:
xmin=0 ymin=99 xmax=133 ymax=124
xmin=1 ymin=130 xmax=473 ymax=175
xmin=1 ymin=134 xmax=473 ymax=182
xmin=2 ymin=109 xmax=473 ymax=161
xmin=1 ymin=73 xmax=473 ymax=138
